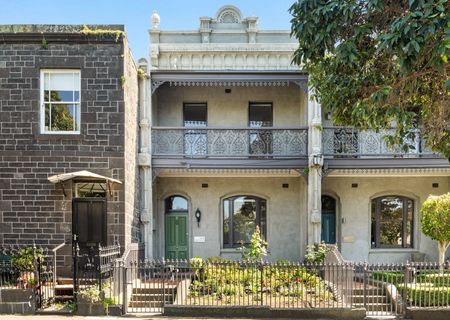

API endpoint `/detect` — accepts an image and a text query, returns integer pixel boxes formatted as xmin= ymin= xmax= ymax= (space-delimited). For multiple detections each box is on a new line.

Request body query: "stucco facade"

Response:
xmin=324 ymin=175 xmax=450 ymax=262
xmin=153 ymin=176 xmax=307 ymax=261
xmin=138 ymin=5 xmax=450 ymax=263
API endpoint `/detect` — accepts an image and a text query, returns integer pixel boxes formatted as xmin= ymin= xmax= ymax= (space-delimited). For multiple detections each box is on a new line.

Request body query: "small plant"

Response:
xmin=239 ymin=226 xmax=267 ymax=261
xmin=65 ymin=301 xmax=77 ymax=312
xmin=80 ymin=25 xmax=124 ymax=42
xmin=137 ymin=68 xmax=147 ymax=80
xmin=102 ymin=297 xmax=115 ymax=308
xmin=304 ymin=242 xmax=330 ymax=264
xmin=120 ymin=76 xmax=126 ymax=88
xmin=41 ymin=38 xmax=48 ymax=49
xmin=78 ymin=286 xmax=101 ymax=303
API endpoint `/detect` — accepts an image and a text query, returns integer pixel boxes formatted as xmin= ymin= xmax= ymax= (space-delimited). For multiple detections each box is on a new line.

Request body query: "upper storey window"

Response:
xmin=40 ymin=70 xmax=81 ymax=134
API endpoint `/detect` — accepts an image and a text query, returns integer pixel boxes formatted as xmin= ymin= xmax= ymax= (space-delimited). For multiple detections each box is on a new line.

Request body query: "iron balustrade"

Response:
xmin=151 ymin=127 xmax=308 ymax=158
xmin=323 ymin=127 xmax=436 ymax=158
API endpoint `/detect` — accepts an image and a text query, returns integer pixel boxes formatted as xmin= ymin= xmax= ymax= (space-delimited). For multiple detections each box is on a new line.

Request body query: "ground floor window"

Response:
xmin=223 ymin=195 xmax=266 ymax=248
xmin=371 ymin=196 xmax=414 ymax=248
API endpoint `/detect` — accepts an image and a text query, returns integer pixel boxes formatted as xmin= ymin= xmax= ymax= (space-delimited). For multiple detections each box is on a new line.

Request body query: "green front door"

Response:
xmin=165 ymin=215 xmax=188 ymax=259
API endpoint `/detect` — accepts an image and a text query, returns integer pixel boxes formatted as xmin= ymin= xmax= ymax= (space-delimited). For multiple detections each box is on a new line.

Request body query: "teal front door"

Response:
xmin=321 ymin=196 xmax=336 ymax=244
xmin=321 ymin=213 xmax=336 ymax=244
xmin=165 ymin=215 xmax=188 ymax=259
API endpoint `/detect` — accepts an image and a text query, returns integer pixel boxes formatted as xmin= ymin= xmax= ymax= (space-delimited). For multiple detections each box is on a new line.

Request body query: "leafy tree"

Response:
xmin=421 ymin=193 xmax=450 ymax=269
xmin=290 ymin=0 xmax=450 ymax=156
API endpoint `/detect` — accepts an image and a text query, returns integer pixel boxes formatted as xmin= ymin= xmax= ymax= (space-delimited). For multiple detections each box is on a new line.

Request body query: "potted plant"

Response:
xmin=77 ymin=286 xmax=106 ymax=316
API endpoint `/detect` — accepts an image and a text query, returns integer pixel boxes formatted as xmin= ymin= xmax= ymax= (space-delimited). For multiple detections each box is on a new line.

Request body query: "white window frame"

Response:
xmin=40 ymin=69 xmax=81 ymax=134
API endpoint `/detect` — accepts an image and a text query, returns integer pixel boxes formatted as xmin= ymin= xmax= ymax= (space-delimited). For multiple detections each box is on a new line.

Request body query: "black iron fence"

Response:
xmin=73 ymin=242 xmax=121 ymax=302
xmin=106 ymin=259 xmax=450 ymax=316
xmin=2 ymin=245 xmax=449 ymax=316
xmin=0 ymin=245 xmax=55 ymax=309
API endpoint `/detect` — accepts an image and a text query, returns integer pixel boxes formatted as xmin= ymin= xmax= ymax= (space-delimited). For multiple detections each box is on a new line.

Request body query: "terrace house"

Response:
xmin=139 ymin=5 xmax=450 ymax=263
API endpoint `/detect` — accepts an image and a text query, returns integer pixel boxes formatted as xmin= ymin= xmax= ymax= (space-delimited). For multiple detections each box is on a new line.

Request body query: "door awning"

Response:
xmin=48 ymin=170 xmax=122 ymax=184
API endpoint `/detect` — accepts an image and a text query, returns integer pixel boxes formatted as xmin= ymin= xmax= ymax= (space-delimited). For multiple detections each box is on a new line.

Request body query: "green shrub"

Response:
xmin=415 ymin=272 xmax=450 ymax=286
xmin=398 ymin=284 xmax=450 ymax=307
xmin=12 ymin=247 xmax=42 ymax=271
xmin=372 ymin=271 xmax=405 ymax=285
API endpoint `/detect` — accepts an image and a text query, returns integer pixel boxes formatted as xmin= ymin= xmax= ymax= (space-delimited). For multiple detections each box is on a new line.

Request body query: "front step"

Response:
xmin=353 ymin=303 xmax=394 ymax=312
xmin=129 ymin=285 xmax=177 ymax=309
xmin=352 ymin=295 xmax=387 ymax=304
xmin=54 ymin=284 xmax=74 ymax=302
xmin=130 ymin=293 xmax=174 ymax=303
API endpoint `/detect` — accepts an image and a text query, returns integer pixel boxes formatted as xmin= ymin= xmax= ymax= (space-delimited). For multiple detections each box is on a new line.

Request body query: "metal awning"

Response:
xmin=48 ymin=170 xmax=122 ymax=184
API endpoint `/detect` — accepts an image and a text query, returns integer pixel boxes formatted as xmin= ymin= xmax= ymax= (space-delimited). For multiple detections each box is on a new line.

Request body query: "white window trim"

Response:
xmin=40 ymin=69 xmax=81 ymax=134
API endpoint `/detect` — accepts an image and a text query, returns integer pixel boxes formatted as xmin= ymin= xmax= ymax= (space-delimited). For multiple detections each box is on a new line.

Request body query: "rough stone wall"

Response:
xmin=0 ymin=33 xmax=131 ymax=263
xmin=123 ymin=41 xmax=140 ymax=245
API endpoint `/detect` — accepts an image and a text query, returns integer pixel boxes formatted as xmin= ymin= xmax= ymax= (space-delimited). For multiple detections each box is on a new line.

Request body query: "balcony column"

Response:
xmin=137 ymin=60 xmax=154 ymax=259
xmin=307 ymin=89 xmax=323 ymax=245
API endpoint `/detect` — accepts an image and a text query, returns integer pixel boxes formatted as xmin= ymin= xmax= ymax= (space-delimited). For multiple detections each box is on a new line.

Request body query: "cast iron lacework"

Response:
xmin=151 ymin=128 xmax=308 ymax=158
xmin=322 ymin=127 xmax=434 ymax=157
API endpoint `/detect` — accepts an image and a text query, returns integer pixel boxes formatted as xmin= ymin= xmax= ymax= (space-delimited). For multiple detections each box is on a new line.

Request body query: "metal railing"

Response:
xmin=152 ymin=127 xmax=308 ymax=158
xmin=73 ymin=243 xmax=121 ymax=301
xmin=323 ymin=127 xmax=436 ymax=158
xmin=0 ymin=245 xmax=55 ymax=309
xmin=106 ymin=259 xmax=450 ymax=316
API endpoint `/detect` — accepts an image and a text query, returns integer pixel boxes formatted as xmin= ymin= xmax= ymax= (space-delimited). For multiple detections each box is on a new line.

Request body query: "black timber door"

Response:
xmin=72 ymin=198 xmax=107 ymax=247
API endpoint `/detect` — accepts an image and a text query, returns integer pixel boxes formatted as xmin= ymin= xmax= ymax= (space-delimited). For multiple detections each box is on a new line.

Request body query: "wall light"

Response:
xmin=195 ymin=208 xmax=201 ymax=227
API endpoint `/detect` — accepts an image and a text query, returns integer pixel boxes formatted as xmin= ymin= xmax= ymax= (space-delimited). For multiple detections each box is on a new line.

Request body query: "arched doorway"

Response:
xmin=164 ymin=195 xmax=189 ymax=259
xmin=321 ymin=195 xmax=336 ymax=244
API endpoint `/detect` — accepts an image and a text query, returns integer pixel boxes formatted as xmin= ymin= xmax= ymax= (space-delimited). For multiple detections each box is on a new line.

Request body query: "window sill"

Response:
xmin=369 ymin=248 xmax=418 ymax=253
xmin=220 ymin=248 xmax=241 ymax=254
xmin=35 ymin=133 xmax=82 ymax=140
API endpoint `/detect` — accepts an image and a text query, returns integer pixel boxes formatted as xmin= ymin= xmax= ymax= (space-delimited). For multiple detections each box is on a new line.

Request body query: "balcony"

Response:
xmin=152 ymin=127 xmax=308 ymax=159
xmin=323 ymin=127 xmax=436 ymax=158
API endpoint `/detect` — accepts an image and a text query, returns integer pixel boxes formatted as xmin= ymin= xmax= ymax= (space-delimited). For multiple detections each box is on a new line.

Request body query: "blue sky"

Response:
xmin=0 ymin=0 xmax=295 ymax=60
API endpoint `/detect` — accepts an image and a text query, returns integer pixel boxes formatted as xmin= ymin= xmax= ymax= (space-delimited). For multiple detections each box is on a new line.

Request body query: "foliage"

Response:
xmin=421 ymin=193 xmax=450 ymax=266
xmin=372 ymin=271 xmax=405 ymax=285
xmin=416 ymin=272 xmax=450 ymax=285
xmin=11 ymin=247 xmax=42 ymax=271
xmin=102 ymin=297 xmax=116 ymax=308
xmin=398 ymin=284 xmax=450 ymax=306
xmin=239 ymin=226 xmax=268 ymax=261
xmin=41 ymin=37 xmax=48 ymax=49
xmin=137 ymin=68 xmax=147 ymax=80
xmin=189 ymin=260 xmax=333 ymax=304
xmin=190 ymin=256 xmax=204 ymax=268
xmin=290 ymin=0 xmax=450 ymax=156
xmin=78 ymin=286 xmax=101 ymax=303
xmin=65 ymin=301 xmax=77 ymax=312
xmin=80 ymin=25 xmax=125 ymax=42
xmin=304 ymin=242 xmax=330 ymax=264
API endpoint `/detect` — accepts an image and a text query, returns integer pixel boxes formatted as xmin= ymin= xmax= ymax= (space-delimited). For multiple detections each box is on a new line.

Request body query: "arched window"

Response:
xmin=165 ymin=195 xmax=188 ymax=213
xmin=371 ymin=196 xmax=414 ymax=248
xmin=223 ymin=195 xmax=266 ymax=248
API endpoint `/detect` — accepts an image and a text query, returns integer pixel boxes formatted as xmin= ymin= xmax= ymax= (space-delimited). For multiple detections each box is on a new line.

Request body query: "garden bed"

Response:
xmin=185 ymin=261 xmax=335 ymax=308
